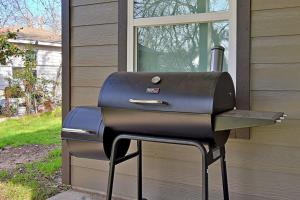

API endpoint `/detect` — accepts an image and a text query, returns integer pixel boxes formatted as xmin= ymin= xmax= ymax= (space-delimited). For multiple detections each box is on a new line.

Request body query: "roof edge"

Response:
xmin=8 ymin=39 xmax=61 ymax=47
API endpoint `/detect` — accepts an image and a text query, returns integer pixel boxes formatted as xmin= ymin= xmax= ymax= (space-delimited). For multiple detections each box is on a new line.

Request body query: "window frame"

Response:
xmin=127 ymin=0 xmax=237 ymax=83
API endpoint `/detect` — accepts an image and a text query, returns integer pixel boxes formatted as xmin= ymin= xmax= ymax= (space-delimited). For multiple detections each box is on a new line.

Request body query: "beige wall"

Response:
xmin=70 ymin=0 xmax=118 ymax=107
xmin=69 ymin=0 xmax=300 ymax=199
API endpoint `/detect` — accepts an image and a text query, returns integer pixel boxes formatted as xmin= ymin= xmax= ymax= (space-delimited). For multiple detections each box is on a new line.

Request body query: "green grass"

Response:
xmin=0 ymin=148 xmax=68 ymax=200
xmin=0 ymin=108 xmax=67 ymax=200
xmin=34 ymin=149 xmax=62 ymax=176
xmin=0 ymin=108 xmax=62 ymax=148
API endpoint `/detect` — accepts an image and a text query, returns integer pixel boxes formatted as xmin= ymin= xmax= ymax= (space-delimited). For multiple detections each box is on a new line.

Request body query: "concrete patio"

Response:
xmin=48 ymin=190 xmax=127 ymax=200
xmin=48 ymin=190 xmax=106 ymax=200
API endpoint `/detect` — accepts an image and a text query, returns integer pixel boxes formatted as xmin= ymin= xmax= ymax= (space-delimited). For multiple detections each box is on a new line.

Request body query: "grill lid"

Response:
xmin=99 ymin=72 xmax=236 ymax=115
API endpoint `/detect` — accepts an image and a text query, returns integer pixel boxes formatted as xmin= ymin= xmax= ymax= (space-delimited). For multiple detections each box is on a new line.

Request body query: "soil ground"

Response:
xmin=0 ymin=144 xmax=58 ymax=170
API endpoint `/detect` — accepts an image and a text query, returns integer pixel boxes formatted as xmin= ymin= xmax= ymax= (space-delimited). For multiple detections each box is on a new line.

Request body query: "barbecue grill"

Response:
xmin=62 ymin=47 xmax=285 ymax=200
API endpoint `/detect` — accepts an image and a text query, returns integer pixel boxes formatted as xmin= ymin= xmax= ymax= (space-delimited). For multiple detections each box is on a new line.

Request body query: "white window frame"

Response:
xmin=127 ymin=0 xmax=237 ymax=82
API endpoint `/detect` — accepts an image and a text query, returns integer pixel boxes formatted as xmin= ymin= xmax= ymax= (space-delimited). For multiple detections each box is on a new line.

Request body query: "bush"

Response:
xmin=1 ymin=100 xmax=18 ymax=117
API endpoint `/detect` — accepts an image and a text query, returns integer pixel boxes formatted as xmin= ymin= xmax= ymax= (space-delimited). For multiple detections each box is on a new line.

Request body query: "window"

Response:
xmin=127 ymin=0 xmax=236 ymax=81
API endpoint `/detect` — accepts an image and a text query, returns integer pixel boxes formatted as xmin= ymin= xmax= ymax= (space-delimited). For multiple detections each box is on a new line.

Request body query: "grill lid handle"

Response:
xmin=129 ymin=99 xmax=168 ymax=105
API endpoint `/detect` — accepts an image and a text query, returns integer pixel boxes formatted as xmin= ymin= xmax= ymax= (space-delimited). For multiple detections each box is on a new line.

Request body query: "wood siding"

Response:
xmin=69 ymin=0 xmax=300 ymax=199
xmin=70 ymin=0 xmax=118 ymax=107
xmin=248 ymin=1 xmax=300 ymax=199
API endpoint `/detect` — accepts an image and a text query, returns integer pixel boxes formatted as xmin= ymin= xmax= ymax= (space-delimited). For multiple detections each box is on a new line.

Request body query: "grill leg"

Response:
xmin=137 ymin=140 xmax=143 ymax=200
xmin=221 ymin=146 xmax=229 ymax=200
xmin=197 ymin=144 xmax=208 ymax=200
xmin=203 ymin=157 xmax=209 ymax=200
xmin=106 ymin=139 xmax=120 ymax=200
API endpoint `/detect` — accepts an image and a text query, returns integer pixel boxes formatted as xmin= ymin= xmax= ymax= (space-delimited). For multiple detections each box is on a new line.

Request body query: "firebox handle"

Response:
xmin=129 ymin=99 xmax=168 ymax=105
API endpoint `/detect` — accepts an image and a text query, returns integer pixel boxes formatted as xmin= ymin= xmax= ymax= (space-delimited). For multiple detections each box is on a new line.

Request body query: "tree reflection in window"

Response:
xmin=137 ymin=21 xmax=229 ymax=72
xmin=134 ymin=0 xmax=229 ymax=18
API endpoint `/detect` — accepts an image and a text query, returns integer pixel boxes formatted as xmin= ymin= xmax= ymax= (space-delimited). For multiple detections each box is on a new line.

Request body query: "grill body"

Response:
xmin=99 ymin=72 xmax=236 ymax=146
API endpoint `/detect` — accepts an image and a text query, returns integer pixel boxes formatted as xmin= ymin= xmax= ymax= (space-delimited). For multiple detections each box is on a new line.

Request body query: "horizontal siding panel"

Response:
xmin=71 ymin=66 xmax=116 ymax=87
xmin=227 ymin=140 xmax=300 ymax=175
xmin=37 ymin=50 xmax=61 ymax=66
xmin=141 ymin=139 xmax=300 ymax=174
xmin=72 ymin=0 xmax=116 ymax=7
xmin=251 ymin=63 xmax=300 ymax=90
xmin=71 ymin=86 xmax=100 ymax=106
xmin=37 ymin=66 xmax=60 ymax=79
xmin=251 ymin=35 xmax=300 ymax=64
xmin=251 ymin=119 xmax=300 ymax=147
xmin=72 ymin=2 xmax=117 ymax=27
xmin=252 ymin=0 xmax=300 ymax=10
xmin=72 ymin=155 xmax=204 ymax=188
xmin=72 ymin=24 xmax=118 ymax=46
xmin=71 ymin=156 xmax=300 ymax=200
xmin=143 ymin=139 xmax=300 ymax=172
xmin=70 ymin=137 xmax=300 ymax=191
xmin=252 ymin=7 xmax=300 ymax=37
xmin=71 ymin=45 xmax=118 ymax=67
xmin=36 ymin=64 xmax=61 ymax=67
xmin=251 ymin=91 xmax=300 ymax=119
xmin=71 ymin=165 xmax=275 ymax=200
xmin=136 ymin=139 xmax=300 ymax=175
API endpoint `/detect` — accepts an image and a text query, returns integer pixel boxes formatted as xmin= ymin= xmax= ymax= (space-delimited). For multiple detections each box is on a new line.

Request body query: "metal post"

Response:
xmin=137 ymin=140 xmax=143 ymax=200
xmin=203 ymin=165 xmax=208 ymax=200
xmin=106 ymin=139 xmax=119 ymax=200
xmin=221 ymin=146 xmax=229 ymax=200
xmin=195 ymin=143 xmax=209 ymax=200
xmin=202 ymin=150 xmax=209 ymax=200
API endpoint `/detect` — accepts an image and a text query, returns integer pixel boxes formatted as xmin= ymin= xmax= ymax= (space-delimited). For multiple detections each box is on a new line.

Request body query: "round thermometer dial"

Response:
xmin=151 ymin=76 xmax=161 ymax=84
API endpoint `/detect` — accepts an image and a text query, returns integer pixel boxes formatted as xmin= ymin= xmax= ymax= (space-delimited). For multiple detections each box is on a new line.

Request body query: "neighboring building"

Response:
xmin=0 ymin=27 xmax=62 ymax=99
xmin=62 ymin=1 xmax=300 ymax=199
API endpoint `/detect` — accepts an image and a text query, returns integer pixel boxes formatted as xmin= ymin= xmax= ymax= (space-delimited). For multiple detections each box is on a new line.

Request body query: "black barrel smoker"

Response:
xmin=62 ymin=47 xmax=285 ymax=200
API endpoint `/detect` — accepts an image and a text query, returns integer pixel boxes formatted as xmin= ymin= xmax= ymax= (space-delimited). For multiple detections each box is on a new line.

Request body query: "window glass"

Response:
xmin=137 ymin=21 xmax=229 ymax=72
xmin=134 ymin=0 xmax=229 ymax=18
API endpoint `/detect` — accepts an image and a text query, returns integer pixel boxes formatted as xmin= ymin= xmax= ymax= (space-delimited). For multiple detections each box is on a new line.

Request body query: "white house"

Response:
xmin=0 ymin=28 xmax=62 ymax=99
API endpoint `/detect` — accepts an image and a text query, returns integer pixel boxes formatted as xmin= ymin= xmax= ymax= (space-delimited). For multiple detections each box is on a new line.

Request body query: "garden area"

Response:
xmin=0 ymin=108 xmax=68 ymax=200
xmin=0 ymin=3 xmax=65 ymax=198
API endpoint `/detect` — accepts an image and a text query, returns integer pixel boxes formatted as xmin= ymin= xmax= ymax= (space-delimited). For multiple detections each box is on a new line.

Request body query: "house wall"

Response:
xmin=0 ymin=67 xmax=12 ymax=96
xmin=0 ymin=45 xmax=61 ymax=91
xmin=68 ymin=0 xmax=300 ymax=199
xmin=36 ymin=46 xmax=62 ymax=84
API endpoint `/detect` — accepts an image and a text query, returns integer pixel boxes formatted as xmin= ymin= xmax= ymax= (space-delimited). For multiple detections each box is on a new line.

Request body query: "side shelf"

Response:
xmin=214 ymin=110 xmax=285 ymax=131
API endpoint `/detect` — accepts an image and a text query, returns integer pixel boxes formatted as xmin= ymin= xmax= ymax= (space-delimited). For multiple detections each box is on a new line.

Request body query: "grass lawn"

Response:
xmin=0 ymin=149 xmax=65 ymax=200
xmin=0 ymin=108 xmax=67 ymax=200
xmin=0 ymin=108 xmax=62 ymax=148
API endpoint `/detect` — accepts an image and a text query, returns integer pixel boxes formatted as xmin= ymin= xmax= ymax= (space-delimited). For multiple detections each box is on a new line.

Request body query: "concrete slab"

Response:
xmin=47 ymin=190 xmax=128 ymax=200
xmin=47 ymin=190 xmax=107 ymax=200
